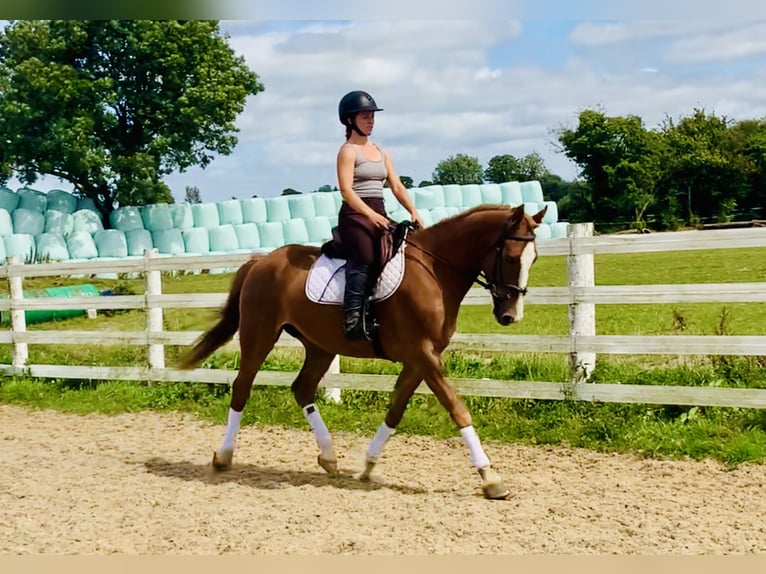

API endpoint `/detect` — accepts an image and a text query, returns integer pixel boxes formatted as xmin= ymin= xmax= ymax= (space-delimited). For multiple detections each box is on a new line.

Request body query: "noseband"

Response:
xmin=474 ymin=232 xmax=536 ymax=299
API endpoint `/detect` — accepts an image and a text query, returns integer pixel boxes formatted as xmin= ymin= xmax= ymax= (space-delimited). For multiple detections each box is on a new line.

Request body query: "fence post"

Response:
xmin=323 ymin=356 xmax=342 ymax=403
xmin=567 ymin=222 xmax=596 ymax=384
xmin=145 ymin=248 xmax=165 ymax=371
xmin=7 ymin=256 xmax=28 ymax=373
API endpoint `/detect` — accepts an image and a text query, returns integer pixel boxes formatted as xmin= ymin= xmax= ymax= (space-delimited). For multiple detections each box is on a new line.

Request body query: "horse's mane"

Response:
xmin=410 ymin=203 xmax=513 ymax=236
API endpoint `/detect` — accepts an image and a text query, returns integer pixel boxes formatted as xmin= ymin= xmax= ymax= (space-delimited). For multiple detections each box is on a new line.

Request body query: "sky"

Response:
xmin=6 ymin=10 xmax=766 ymax=203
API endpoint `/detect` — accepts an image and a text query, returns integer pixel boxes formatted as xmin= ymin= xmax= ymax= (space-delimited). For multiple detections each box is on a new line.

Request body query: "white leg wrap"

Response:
xmin=367 ymin=422 xmax=396 ymax=462
xmin=460 ymin=425 xmax=491 ymax=470
xmin=303 ymin=404 xmax=335 ymax=460
xmin=221 ymin=407 xmax=243 ymax=451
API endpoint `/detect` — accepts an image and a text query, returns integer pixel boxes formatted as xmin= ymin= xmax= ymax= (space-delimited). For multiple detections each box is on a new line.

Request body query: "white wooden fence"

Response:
xmin=1 ymin=223 xmax=765 ymax=409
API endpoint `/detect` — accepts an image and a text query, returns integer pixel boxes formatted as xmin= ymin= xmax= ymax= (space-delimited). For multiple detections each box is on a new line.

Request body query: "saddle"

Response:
xmin=317 ymin=219 xmax=416 ymax=352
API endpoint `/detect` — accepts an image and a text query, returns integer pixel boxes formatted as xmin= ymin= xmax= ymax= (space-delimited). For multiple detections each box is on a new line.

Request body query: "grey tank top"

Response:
xmin=350 ymin=143 xmax=388 ymax=199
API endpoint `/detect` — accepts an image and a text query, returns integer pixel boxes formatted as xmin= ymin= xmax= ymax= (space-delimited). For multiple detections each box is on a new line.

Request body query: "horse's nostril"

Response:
xmin=500 ymin=314 xmax=513 ymax=326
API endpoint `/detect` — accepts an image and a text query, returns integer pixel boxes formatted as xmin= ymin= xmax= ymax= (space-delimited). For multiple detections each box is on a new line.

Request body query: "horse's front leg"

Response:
xmin=359 ymin=364 xmax=422 ymax=481
xmin=420 ymin=353 xmax=510 ymax=500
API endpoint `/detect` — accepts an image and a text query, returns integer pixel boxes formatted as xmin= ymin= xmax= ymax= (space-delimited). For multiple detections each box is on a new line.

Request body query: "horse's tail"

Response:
xmin=178 ymin=256 xmax=260 ymax=370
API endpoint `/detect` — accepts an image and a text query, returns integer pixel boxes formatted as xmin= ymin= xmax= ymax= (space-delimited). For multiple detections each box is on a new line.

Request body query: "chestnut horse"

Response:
xmin=179 ymin=203 xmax=547 ymax=499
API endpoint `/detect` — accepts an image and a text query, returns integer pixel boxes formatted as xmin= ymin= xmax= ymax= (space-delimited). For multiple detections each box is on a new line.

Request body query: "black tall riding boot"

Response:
xmin=343 ymin=263 xmax=369 ymax=340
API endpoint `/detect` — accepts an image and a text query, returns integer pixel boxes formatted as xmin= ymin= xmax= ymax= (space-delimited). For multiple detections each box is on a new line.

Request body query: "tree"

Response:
xmin=432 ymin=154 xmax=483 ymax=185
xmin=316 ymin=184 xmax=336 ymax=192
xmin=385 ymin=175 xmax=413 ymax=188
xmin=281 ymin=188 xmax=301 ymax=195
xmin=0 ymin=20 xmax=263 ymax=219
xmin=417 ymin=180 xmax=433 ymax=188
xmin=184 ymin=185 xmax=201 ymax=204
xmin=485 ymin=152 xmax=551 ymax=183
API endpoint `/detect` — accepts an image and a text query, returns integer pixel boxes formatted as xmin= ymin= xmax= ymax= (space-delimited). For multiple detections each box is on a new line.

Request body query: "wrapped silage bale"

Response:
xmin=304 ymin=216 xmax=332 ymax=244
xmin=12 ymin=208 xmax=45 ymax=236
xmin=256 ymin=221 xmax=285 ymax=249
xmin=4 ymin=233 xmax=36 ymax=263
xmin=479 ymin=183 xmax=502 ymax=204
xmin=542 ymin=200 xmax=558 ymax=224
xmin=460 ymin=184 xmax=482 ymax=208
xmin=534 ymin=223 xmax=552 ymax=240
xmin=550 ymin=222 xmax=569 ymax=238
xmin=76 ymin=196 xmax=100 ymax=214
xmin=0 ymin=186 xmax=19 ymax=213
xmin=72 ymin=209 xmax=104 ymax=234
xmin=141 ymin=203 xmax=173 ymax=232
xmin=208 ymin=224 xmax=239 ymax=253
xmin=0 ymin=208 xmax=13 ymax=236
xmin=287 ymin=195 xmax=316 ymax=219
xmin=264 ymin=196 xmax=291 ymax=222
xmin=217 ymin=199 xmax=244 ymax=226
xmin=240 ymin=197 xmax=268 ymax=224
xmin=499 ymin=181 xmax=522 ymax=206
xmin=35 ymin=232 xmax=70 ymax=261
xmin=282 ymin=219 xmax=309 ymax=245
xmin=46 ymin=189 xmax=78 ymax=214
xmin=414 ymin=185 xmax=445 ymax=210
xmin=170 ymin=202 xmax=194 ymax=229
xmin=125 ymin=228 xmax=154 ymax=257
xmin=181 ymin=227 xmax=210 ymax=254
xmin=17 ymin=187 xmax=47 ymax=213
xmin=94 ymin=229 xmax=128 ymax=258
xmin=520 ymin=180 xmax=544 ymax=203
xmin=312 ymin=192 xmax=337 ymax=218
xmin=109 ymin=206 xmax=145 ymax=232
xmin=442 ymin=184 xmax=463 ymax=207
xmin=233 ymin=223 xmax=260 ymax=251
xmin=66 ymin=230 xmax=99 ymax=259
xmin=151 ymin=228 xmax=185 ymax=255
xmin=429 ymin=206 xmax=451 ymax=224
xmin=191 ymin=202 xmax=220 ymax=229
xmin=44 ymin=210 xmax=74 ymax=236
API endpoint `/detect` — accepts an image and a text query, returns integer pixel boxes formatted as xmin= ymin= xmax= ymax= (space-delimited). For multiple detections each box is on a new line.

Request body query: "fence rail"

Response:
xmin=2 ymin=223 xmax=766 ymax=409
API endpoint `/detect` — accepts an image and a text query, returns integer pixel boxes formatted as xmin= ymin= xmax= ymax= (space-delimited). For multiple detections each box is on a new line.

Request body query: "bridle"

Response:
xmin=401 ymin=214 xmax=537 ymax=299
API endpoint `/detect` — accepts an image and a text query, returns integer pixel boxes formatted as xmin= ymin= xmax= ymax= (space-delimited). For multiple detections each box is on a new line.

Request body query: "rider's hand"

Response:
xmin=368 ymin=211 xmax=390 ymax=229
xmin=410 ymin=211 xmax=424 ymax=229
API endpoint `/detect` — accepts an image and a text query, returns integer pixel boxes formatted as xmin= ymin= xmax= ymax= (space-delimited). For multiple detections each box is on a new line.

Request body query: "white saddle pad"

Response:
xmin=305 ymin=246 xmax=406 ymax=305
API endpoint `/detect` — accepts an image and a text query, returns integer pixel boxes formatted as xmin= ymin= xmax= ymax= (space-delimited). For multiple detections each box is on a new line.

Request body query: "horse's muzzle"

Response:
xmin=498 ymin=313 xmax=514 ymax=326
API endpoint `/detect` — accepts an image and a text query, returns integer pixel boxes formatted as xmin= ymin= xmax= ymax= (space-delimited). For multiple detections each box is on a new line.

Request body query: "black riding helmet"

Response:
xmin=338 ymin=90 xmax=383 ymax=136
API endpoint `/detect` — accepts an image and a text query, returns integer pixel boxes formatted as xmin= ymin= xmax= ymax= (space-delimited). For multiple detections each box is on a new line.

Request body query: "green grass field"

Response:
xmin=1 ymin=246 xmax=765 ymax=466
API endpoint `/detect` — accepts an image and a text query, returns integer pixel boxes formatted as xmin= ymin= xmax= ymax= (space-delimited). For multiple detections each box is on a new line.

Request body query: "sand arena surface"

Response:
xmin=1 ymin=403 xmax=764 ymax=555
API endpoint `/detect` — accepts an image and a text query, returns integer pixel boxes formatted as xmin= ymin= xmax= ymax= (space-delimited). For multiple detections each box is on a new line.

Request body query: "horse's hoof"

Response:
xmin=358 ymin=459 xmax=376 ymax=482
xmin=212 ymin=448 xmax=233 ymax=470
xmin=478 ymin=466 xmax=510 ymax=500
xmin=318 ymin=455 xmax=338 ymax=475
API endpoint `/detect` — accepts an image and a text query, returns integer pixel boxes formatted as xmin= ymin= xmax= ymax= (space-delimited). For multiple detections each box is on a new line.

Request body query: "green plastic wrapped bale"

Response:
xmin=0 ymin=208 xmax=13 ymax=237
xmin=109 ymin=206 xmax=145 ymax=232
xmin=311 ymin=192 xmax=337 ymax=218
xmin=94 ymin=229 xmax=128 ymax=258
xmin=125 ymin=228 xmax=154 ymax=257
xmin=240 ymin=197 xmax=268 ymax=224
xmin=170 ymin=203 xmax=194 ymax=229
xmin=524 ymin=202 xmax=540 ymax=217
xmin=305 ymin=216 xmax=332 ymax=244
xmin=287 ymin=195 xmax=316 ymax=219
xmin=442 ymin=185 xmax=463 ymax=207
xmin=191 ymin=203 xmax=220 ymax=229
xmin=208 ymin=224 xmax=239 ymax=252
xmin=265 ymin=196 xmax=291 ymax=222
xmin=429 ymin=206 xmax=450 ymax=224
xmin=152 ymin=228 xmax=185 ymax=255
xmin=542 ymin=201 xmax=558 ymax=224
xmin=44 ymin=210 xmax=74 ymax=236
xmin=4 ymin=233 xmax=36 ymax=263
xmin=72 ymin=209 xmax=104 ymax=234
xmin=256 ymin=221 xmax=285 ymax=249
xmin=383 ymin=188 xmax=398 ymax=214
xmin=460 ymin=184 xmax=482 ymax=208
xmin=479 ymin=183 xmax=502 ymax=204
xmin=76 ymin=196 xmax=100 ymax=214
xmin=35 ymin=232 xmax=70 ymax=261
xmin=0 ymin=236 xmax=6 ymax=261
xmin=0 ymin=283 xmax=101 ymax=325
xmin=534 ymin=223 xmax=552 ymax=240
xmin=233 ymin=223 xmax=260 ymax=251
xmin=550 ymin=221 xmax=569 ymax=238
xmin=66 ymin=230 xmax=99 ymax=259
xmin=282 ymin=219 xmax=309 ymax=245
xmin=46 ymin=189 xmax=78 ymax=214
xmin=17 ymin=187 xmax=47 ymax=213
xmin=181 ymin=227 xmax=210 ymax=254
xmin=217 ymin=199 xmax=244 ymax=226
xmin=141 ymin=203 xmax=173 ymax=232
xmin=520 ymin=180 xmax=544 ymax=203
xmin=499 ymin=181 xmax=522 ymax=206
xmin=414 ymin=185 xmax=445 ymax=210
xmin=0 ymin=186 xmax=19 ymax=213
xmin=12 ymin=208 xmax=45 ymax=236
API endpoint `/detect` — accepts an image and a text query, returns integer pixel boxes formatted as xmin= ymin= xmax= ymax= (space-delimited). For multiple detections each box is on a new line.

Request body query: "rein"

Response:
xmin=402 ymin=220 xmax=536 ymax=298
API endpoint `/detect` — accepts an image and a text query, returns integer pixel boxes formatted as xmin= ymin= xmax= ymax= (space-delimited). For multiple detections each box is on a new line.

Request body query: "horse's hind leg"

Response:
xmin=290 ymin=343 xmax=339 ymax=475
xmin=212 ymin=332 xmax=279 ymax=470
xmin=359 ymin=364 xmax=421 ymax=481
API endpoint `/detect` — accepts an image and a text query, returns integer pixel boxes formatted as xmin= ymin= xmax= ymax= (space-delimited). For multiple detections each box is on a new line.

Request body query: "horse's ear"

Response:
xmin=532 ymin=205 xmax=548 ymax=224
xmin=509 ymin=203 xmax=525 ymax=226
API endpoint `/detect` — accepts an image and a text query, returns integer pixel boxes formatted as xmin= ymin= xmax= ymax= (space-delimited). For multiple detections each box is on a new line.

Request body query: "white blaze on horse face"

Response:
xmin=508 ymin=241 xmax=536 ymax=321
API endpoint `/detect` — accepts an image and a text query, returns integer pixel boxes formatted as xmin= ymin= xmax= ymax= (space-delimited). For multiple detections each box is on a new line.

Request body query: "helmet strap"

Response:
xmin=347 ymin=115 xmax=367 ymax=137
